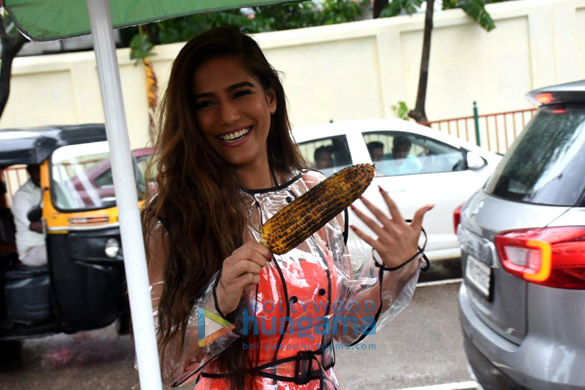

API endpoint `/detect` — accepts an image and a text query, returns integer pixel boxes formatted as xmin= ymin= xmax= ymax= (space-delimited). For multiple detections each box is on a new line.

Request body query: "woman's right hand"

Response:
xmin=215 ymin=241 xmax=272 ymax=315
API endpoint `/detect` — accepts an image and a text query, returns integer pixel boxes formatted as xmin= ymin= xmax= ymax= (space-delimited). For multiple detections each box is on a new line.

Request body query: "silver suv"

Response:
xmin=457 ymin=80 xmax=585 ymax=389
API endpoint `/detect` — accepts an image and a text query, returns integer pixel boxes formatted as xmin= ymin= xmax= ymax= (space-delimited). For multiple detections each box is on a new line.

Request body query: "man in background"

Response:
xmin=12 ymin=165 xmax=46 ymax=267
xmin=367 ymin=141 xmax=384 ymax=162
xmin=314 ymin=145 xmax=334 ymax=170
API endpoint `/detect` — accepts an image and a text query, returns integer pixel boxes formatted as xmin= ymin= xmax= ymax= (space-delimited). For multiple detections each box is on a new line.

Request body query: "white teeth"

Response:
xmin=219 ymin=127 xmax=251 ymax=142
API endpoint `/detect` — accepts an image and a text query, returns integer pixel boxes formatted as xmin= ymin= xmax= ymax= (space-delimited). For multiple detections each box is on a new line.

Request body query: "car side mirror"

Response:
xmin=466 ymin=151 xmax=487 ymax=170
xmin=27 ymin=206 xmax=42 ymax=222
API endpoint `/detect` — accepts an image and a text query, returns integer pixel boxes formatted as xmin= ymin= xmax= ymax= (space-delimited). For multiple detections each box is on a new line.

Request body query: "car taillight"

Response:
xmin=453 ymin=204 xmax=463 ymax=234
xmin=535 ymin=93 xmax=554 ymax=105
xmin=495 ymin=227 xmax=585 ymax=289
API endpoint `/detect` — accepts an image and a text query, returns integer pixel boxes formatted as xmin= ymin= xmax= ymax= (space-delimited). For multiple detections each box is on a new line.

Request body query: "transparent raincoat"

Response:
xmin=149 ymin=170 xmax=423 ymax=389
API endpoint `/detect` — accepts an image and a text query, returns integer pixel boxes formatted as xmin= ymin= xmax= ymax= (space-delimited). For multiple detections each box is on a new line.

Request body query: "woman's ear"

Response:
xmin=266 ymin=88 xmax=277 ymax=114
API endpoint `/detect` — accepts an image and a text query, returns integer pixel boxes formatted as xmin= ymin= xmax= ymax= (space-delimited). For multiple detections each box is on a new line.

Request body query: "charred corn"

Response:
xmin=260 ymin=164 xmax=375 ymax=254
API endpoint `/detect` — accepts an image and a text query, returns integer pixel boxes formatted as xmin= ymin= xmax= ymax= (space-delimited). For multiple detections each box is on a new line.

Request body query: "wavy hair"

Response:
xmin=142 ymin=26 xmax=305 ymax=389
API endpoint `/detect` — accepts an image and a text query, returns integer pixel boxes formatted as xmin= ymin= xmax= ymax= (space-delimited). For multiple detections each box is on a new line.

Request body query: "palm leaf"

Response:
xmin=458 ymin=0 xmax=496 ymax=31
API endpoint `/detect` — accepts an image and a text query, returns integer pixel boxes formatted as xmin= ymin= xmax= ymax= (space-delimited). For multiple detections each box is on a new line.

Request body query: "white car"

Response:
xmin=291 ymin=118 xmax=501 ymax=261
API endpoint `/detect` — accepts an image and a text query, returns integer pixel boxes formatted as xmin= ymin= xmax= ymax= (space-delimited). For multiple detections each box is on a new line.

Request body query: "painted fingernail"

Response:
xmin=378 ymin=185 xmax=385 ymax=192
xmin=350 ymin=225 xmax=357 ymax=232
xmin=350 ymin=204 xmax=356 ymax=210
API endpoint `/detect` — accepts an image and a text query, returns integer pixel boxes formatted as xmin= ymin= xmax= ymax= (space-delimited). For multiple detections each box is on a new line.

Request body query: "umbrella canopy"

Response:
xmin=5 ymin=0 xmax=294 ymax=40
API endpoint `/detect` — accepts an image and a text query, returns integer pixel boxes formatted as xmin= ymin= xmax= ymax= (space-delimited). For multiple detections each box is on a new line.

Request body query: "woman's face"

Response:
xmin=193 ymin=56 xmax=277 ymax=170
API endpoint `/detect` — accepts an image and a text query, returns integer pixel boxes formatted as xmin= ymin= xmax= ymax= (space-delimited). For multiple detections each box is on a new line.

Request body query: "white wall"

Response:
xmin=1 ymin=0 xmax=583 ymax=149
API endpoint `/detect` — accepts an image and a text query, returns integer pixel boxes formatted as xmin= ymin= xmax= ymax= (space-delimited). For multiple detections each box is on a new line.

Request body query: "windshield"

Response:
xmin=484 ymin=105 xmax=585 ymax=206
xmin=51 ymin=141 xmax=146 ymax=211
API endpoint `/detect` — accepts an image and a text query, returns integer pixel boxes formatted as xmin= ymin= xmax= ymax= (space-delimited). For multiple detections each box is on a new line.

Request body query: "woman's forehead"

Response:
xmin=193 ymin=57 xmax=258 ymax=93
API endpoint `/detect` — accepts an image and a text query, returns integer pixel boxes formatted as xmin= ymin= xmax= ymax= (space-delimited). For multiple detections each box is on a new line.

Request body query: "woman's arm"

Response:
xmin=146 ymin=221 xmax=270 ymax=387
xmin=146 ymin=221 xmax=240 ymax=387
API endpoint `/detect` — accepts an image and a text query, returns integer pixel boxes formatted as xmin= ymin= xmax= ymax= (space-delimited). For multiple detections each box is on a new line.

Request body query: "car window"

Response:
xmin=484 ymin=105 xmax=585 ymax=206
xmin=363 ymin=131 xmax=465 ymax=176
xmin=95 ymin=169 xmax=113 ymax=188
xmin=51 ymin=141 xmax=146 ymax=211
xmin=297 ymin=135 xmax=352 ymax=177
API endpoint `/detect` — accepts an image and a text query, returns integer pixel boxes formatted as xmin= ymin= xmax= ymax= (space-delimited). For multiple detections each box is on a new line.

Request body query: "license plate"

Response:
xmin=465 ymin=255 xmax=492 ymax=300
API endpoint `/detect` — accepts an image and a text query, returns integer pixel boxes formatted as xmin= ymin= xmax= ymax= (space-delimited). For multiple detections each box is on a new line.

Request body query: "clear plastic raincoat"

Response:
xmin=150 ymin=170 xmax=423 ymax=389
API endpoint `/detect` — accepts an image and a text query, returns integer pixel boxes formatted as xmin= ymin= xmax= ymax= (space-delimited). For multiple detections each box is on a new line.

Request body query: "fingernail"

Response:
xmin=350 ymin=204 xmax=356 ymax=210
xmin=350 ymin=225 xmax=357 ymax=232
xmin=427 ymin=204 xmax=435 ymax=209
xmin=378 ymin=185 xmax=384 ymax=192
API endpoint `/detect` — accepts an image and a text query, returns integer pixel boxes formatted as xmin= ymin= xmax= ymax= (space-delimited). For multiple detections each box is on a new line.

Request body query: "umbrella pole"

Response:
xmin=85 ymin=0 xmax=163 ymax=389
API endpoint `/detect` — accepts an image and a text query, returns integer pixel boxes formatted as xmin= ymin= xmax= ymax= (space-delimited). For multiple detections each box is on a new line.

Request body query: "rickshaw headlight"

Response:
xmin=105 ymin=238 xmax=120 ymax=258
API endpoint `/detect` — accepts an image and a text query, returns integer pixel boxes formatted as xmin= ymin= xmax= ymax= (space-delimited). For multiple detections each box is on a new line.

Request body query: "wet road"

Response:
xmin=0 ymin=328 xmax=138 ymax=390
xmin=0 ymin=259 xmax=472 ymax=390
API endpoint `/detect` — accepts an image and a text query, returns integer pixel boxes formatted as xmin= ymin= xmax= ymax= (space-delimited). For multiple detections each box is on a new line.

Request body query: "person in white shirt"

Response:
xmin=12 ymin=165 xmax=46 ymax=267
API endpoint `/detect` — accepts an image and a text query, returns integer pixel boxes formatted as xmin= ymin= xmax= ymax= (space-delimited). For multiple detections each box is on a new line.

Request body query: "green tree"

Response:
xmin=126 ymin=0 xmax=368 ymax=139
xmin=375 ymin=0 xmax=496 ymax=122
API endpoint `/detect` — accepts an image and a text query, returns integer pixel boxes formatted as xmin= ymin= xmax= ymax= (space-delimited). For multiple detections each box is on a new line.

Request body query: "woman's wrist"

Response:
xmin=214 ymin=280 xmax=233 ymax=317
xmin=373 ymin=249 xmax=422 ymax=272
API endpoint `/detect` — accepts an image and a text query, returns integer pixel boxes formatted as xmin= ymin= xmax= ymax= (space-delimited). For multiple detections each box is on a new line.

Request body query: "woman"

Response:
xmin=142 ymin=26 xmax=433 ymax=390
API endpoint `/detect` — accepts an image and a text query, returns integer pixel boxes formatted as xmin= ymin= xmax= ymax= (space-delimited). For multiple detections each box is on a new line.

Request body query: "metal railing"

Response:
xmin=422 ymin=104 xmax=538 ymax=154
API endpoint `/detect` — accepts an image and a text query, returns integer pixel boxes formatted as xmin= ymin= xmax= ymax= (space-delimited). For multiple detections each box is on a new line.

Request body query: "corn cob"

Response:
xmin=260 ymin=164 xmax=375 ymax=254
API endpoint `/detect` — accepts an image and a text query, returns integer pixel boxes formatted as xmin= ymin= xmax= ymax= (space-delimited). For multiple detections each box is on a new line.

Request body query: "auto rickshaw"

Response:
xmin=0 ymin=124 xmax=147 ymax=340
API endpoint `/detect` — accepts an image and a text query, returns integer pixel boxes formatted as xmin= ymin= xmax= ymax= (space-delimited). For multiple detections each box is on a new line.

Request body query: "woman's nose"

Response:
xmin=218 ymin=101 xmax=240 ymax=124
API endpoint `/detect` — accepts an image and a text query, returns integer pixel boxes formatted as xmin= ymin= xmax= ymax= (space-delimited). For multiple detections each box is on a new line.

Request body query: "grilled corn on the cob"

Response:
xmin=260 ymin=164 xmax=375 ymax=254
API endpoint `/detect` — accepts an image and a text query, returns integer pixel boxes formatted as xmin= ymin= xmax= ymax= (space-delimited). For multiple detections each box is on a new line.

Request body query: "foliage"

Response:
xmin=380 ymin=0 xmax=496 ymax=31
xmin=125 ymin=0 xmax=370 ymax=46
xmin=129 ymin=32 xmax=155 ymax=62
xmin=380 ymin=0 xmax=424 ymax=18
xmin=391 ymin=101 xmax=411 ymax=121
xmin=443 ymin=0 xmax=496 ymax=31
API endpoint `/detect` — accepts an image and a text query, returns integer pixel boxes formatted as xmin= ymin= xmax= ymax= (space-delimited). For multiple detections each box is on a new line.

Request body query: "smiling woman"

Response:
xmin=141 ymin=26 xmax=432 ymax=390
xmin=193 ymin=57 xmax=276 ymax=176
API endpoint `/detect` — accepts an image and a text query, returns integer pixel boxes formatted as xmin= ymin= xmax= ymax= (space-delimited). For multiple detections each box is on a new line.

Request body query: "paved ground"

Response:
xmin=0 ymin=260 xmax=475 ymax=390
xmin=335 ymin=281 xmax=474 ymax=389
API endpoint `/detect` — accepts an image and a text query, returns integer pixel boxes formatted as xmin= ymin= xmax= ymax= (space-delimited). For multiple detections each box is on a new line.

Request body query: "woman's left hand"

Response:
xmin=350 ymin=185 xmax=434 ymax=269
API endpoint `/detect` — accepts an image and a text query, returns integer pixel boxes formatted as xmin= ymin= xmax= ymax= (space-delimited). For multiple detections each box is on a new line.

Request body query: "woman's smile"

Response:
xmin=193 ymin=56 xmax=277 ymax=170
xmin=217 ymin=126 xmax=253 ymax=147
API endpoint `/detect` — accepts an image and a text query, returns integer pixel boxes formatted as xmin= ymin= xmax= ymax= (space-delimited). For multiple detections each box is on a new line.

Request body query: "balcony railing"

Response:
xmin=422 ymin=105 xmax=538 ymax=154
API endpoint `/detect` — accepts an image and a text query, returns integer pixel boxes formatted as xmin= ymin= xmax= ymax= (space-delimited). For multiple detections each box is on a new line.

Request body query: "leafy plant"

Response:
xmin=392 ymin=101 xmax=411 ymax=121
xmin=129 ymin=32 xmax=155 ymax=62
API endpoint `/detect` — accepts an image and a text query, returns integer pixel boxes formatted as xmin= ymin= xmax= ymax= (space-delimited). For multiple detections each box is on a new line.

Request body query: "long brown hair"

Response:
xmin=142 ymin=26 xmax=304 ymax=389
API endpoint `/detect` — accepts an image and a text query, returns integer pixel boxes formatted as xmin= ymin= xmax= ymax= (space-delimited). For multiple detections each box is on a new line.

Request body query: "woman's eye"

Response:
xmin=194 ymin=100 xmax=214 ymax=110
xmin=233 ymin=89 xmax=253 ymax=99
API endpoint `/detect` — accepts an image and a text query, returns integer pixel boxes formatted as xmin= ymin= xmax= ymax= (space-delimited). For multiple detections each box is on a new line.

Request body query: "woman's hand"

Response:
xmin=350 ymin=185 xmax=434 ymax=269
xmin=215 ymin=241 xmax=272 ymax=315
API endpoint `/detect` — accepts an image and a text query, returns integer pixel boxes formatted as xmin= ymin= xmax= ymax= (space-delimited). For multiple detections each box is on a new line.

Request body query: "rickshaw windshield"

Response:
xmin=50 ymin=141 xmax=146 ymax=211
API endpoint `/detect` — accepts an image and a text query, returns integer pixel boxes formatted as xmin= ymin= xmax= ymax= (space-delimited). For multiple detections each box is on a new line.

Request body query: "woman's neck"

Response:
xmin=235 ymin=159 xmax=275 ymax=190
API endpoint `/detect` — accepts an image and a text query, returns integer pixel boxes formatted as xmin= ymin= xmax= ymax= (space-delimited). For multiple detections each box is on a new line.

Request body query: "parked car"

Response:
xmin=457 ymin=80 xmax=585 ymax=389
xmin=292 ymin=118 xmax=501 ymax=261
xmin=0 ymin=124 xmax=145 ymax=341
